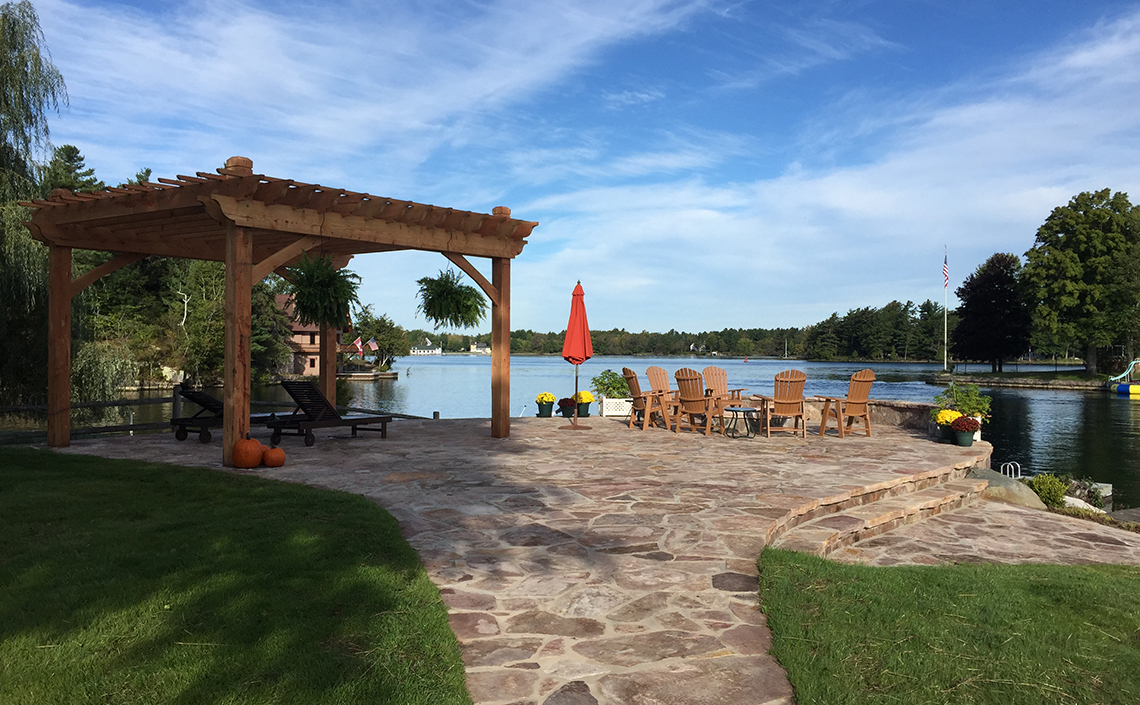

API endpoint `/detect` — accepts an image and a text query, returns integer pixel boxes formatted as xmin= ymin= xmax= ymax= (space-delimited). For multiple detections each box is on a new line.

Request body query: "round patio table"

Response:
xmin=723 ymin=406 xmax=762 ymax=439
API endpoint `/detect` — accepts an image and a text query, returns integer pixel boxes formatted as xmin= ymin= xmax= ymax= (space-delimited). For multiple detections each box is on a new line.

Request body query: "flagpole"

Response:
xmin=943 ymin=246 xmax=948 ymax=372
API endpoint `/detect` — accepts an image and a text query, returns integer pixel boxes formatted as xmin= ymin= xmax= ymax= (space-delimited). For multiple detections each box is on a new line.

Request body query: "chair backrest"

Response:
xmin=771 ymin=369 xmax=806 ymax=416
xmin=646 ymin=366 xmax=672 ymax=396
xmin=178 ymin=387 xmax=224 ymax=415
xmin=675 ymin=368 xmax=708 ymax=412
xmin=845 ymin=369 xmax=875 ymax=413
xmin=702 ymin=366 xmax=727 ymax=398
xmin=281 ymin=380 xmax=342 ymax=422
xmin=622 ymin=368 xmax=647 ymax=412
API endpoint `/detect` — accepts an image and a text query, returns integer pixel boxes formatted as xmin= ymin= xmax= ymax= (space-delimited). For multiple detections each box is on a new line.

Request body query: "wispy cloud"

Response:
xmin=39 ymin=0 xmax=713 ymax=183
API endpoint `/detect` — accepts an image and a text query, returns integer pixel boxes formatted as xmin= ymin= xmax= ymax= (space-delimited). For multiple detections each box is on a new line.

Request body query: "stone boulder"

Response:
xmin=968 ymin=467 xmax=1046 ymax=510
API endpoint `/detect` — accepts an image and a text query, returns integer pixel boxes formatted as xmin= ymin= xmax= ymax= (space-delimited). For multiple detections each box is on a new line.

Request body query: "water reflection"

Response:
xmin=986 ymin=389 xmax=1140 ymax=509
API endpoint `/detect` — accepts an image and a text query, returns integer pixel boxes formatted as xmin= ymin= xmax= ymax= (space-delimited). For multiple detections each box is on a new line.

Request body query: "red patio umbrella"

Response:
xmin=561 ymin=281 xmax=593 ymax=430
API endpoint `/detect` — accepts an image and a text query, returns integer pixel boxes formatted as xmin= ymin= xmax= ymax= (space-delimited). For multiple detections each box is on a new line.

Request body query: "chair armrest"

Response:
xmin=815 ymin=395 xmax=843 ymax=402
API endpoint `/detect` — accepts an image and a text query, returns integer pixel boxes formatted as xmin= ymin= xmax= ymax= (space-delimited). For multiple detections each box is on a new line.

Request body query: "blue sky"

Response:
xmin=37 ymin=0 xmax=1140 ymax=334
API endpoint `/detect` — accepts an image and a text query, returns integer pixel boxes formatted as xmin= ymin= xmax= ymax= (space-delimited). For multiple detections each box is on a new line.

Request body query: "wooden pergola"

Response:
xmin=22 ymin=156 xmax=536 ymax=465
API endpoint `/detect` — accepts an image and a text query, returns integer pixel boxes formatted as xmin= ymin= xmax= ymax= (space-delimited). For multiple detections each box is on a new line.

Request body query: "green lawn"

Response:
xmin=759 ymin=548 xmax=1140 ymax=705
xmin=0 ymin=447 xmax=470 ymax=705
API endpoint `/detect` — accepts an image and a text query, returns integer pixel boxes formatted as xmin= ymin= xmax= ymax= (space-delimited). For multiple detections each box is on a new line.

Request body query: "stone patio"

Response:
xmin=53 ymin=415 xmax=1140 ymax=704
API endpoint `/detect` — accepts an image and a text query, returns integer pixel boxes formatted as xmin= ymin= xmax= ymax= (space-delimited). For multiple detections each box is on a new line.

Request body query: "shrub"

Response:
xmin=1025 ymin=473 xmax=1067 ymax=508
xmin=931 ymin=382 xmax=992 ymax=420
xmin=590 ymin=369 xmax=630 ymax=399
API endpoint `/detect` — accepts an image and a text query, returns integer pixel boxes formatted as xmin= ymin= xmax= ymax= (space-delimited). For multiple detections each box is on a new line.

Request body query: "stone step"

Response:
xmin=771 ymin=478 xmax=988 ymax=557
xmin=763 ymin=462 xmax=979 ymax=545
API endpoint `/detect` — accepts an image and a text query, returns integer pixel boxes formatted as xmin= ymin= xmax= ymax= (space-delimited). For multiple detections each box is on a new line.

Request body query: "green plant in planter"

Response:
xmin=590 ymin=369 xmax=630 ymax=399
xmin=931 ymin=382 xmax=992 ymax=421
xmin=286 ymin=252 xmax=361 ymax=329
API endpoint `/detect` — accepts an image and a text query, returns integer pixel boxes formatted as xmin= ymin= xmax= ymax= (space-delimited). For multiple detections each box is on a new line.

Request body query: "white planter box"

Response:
xmin=600 ymin=397 xmax=633 ymax=418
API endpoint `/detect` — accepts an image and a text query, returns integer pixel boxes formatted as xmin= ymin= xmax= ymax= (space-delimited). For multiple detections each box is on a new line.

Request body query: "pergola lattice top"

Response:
xmin=21 ymin=156 xmax=538 ymax=264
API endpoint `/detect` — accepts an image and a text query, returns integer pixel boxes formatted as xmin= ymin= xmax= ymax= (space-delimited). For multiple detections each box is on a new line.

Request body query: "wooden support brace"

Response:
xmin=70 ymin=252 xmax=145 ymax=298
xmin=444 ymin=252 xmax=500 ymax=306
xmin=252 ymin=235 xmax=323 ymax=282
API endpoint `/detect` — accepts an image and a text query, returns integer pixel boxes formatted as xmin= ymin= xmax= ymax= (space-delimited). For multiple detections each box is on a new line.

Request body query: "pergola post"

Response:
xmin=318 ymin=325 xmax=337 ymax=405
xmin=491 ymin=256 xmax=511 ymax=438
xmin=47 ymin=243 xmax=72 ymax=447
xmin=223 ymin=222 xmax=253 ymax=466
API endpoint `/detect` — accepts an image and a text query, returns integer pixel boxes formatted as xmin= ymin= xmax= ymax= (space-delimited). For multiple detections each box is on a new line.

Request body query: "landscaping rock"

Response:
xmin=968 ymin=467 xmax=1045 ymax=509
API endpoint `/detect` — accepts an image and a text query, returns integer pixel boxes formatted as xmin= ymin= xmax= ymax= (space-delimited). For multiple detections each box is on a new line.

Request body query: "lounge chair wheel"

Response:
xmin=199 ymin=430 xmax=211 ymax=444
xmin=304 ymin=431 xmax=316 ymax=447
xmin=174 ymin=427 xmax=187 ymax=441
xmin=271 ymin=430 xmax=281 ymax=445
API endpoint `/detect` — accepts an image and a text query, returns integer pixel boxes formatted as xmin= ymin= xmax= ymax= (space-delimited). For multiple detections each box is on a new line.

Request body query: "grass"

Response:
xmin=1051 ymin=507 xmax=1140 ymax=534
xmin=758 ymin=548 xmax=1140 ymax=705
xmin=0 ymin=447 xmax=470 ymax=705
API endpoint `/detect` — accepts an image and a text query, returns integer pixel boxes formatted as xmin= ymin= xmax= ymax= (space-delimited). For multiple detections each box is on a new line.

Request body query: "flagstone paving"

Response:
xmin=834 ymin=499 xmax=1140 ymax=566
xmin=59 ymin=416 xmax=993 ymax=704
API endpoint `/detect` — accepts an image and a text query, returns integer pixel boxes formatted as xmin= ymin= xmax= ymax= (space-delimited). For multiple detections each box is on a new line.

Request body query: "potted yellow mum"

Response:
xmin=536 ymin=392 xmax=555 ymax=417
xmin=573 ymin=390 xmax=594 ymax=418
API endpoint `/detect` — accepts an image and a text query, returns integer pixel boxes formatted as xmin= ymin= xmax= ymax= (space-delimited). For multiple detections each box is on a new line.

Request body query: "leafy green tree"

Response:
xmin=250 ymin=283 xmax=292 ymax=381
xmin=352 ymin=304 xmax=410 ymax=368
xmin=0 ymin=0 xmax=66 ymax=201
xmin=952 ymin=253 xmax=1030 ymax=372
xmin=1022 ymin=190 xmax=1140 ymax=374
xmin=40 ymin=144 xmax=104 ymax=194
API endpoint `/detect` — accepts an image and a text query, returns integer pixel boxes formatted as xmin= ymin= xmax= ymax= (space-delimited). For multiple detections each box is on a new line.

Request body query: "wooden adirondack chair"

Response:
xmin=702 ymin=366 xmax=746 ymax=401
xmin=817 ymin=369 xmax=875 ymax=438
xmin=673 ymin=368 xmax=725 ymax=436
xmin=646 ymin=365 xmax=679 ymax=426
xmin=756 ymin=369 xmax=807 ymax=438
xmin=622 ymin=368 xmax=669 ymax=430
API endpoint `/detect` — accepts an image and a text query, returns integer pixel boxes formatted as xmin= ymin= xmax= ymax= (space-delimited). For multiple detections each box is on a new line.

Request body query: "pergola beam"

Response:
xmin=211 ymin=196 xmax=525 ymax=259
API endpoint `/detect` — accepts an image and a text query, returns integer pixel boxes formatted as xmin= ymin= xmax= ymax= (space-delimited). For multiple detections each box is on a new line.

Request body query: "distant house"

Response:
xmin=275 ymin=295 xmax=347 ymax=373
xmin=469 ymin=342 xmax=491 ymax=354
xmin=410 ymin=337 xmax=442 ymax=356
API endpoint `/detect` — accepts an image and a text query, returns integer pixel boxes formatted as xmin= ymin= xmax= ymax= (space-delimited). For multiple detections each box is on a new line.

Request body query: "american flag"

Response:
xmin=943 ymin=255 xmax=948 ymax=288
xmin=367 ymin=337 xmax=378 ymax=351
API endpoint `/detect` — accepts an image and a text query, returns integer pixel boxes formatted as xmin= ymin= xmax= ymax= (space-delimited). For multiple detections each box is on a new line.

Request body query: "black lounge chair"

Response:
xmin=170 ymin=388 xmax=223 ymax=443
xmin=268 ymin=380 xmax=392 ymax=446
xmin=170 ymin=387 xmax=278 ymax=443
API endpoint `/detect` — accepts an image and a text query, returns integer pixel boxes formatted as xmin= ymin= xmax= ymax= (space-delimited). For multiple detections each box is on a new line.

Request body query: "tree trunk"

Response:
xmin=991 ymin=359 xmax=998 ymax=373
xmin=1086 ymin=344 xmax=1098 ymax=375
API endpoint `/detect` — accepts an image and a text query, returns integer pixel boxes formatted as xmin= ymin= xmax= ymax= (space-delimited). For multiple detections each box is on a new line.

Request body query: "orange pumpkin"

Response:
xmin=232 ymin=435 xmax=264 ymax=468
xmin=263 ymin=446 xmax=286 ymax=468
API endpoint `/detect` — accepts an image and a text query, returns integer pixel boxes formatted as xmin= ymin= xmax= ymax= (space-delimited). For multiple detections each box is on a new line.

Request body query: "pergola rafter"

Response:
xmin=22 ymin=156 xmax=535 ymax=465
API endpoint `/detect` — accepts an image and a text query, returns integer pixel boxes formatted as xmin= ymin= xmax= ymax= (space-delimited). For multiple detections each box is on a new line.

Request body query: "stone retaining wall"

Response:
xmin=927 ymin=373 xmax=1106 ymax=391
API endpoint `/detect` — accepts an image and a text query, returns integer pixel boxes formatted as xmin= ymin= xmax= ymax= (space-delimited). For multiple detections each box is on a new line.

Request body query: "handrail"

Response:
xmin=1109 ymin=359 xmax=1140 ymax=383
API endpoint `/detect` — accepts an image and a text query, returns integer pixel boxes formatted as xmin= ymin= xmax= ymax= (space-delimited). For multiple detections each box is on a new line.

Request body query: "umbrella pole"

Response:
xmin=573 ymin=365 xmax=579 ymax=427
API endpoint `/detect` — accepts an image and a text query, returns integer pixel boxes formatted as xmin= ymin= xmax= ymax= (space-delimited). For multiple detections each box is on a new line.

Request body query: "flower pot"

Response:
xmin=577 ymin=402 xmax=591 ymax=418
xmin=536 ymin=401 xmax=554 ymax=417
xmin=941 ymin=425 xmax=955 ymax=441
xmin=558 ymin=406 xmax=575 ymax=418
xmin=955 ymin=430 xmax=975 ymax=447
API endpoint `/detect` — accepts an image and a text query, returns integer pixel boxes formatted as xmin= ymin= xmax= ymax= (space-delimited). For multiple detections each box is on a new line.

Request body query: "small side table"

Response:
xmin=724 ymin=406 xmax=762 ymax=439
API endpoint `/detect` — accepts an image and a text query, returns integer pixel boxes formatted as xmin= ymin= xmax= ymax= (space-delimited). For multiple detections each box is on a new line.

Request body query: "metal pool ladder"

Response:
xmin=1000 ymin=461 xmax=1023 ymax=479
